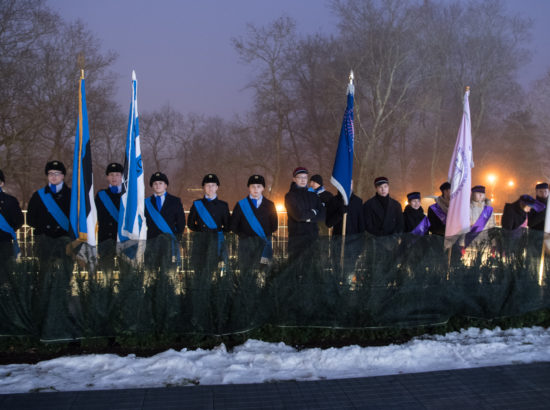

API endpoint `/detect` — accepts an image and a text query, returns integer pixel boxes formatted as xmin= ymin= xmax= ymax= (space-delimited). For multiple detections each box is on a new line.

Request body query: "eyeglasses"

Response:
xmin=48 ymin=172 xmax=63 ymax=176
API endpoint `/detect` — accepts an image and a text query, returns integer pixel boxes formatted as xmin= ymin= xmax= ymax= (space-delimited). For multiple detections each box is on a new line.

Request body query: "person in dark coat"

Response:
xmin=95 ymin=162 xmax=123 ymax=244
xmin=231 ymin=174 xmax=278 ymax=265
xmin=27 ymin=160 xmax=71 ymax=239
xmin=187 ymin=173 xmax=231 ymax=234
xmin=528 ymin=182 xmax=549 ymax=231
xmin=403 ymin=192 xmax=429 ymax=235
xmin=284 ymin=167 xmax=325 ymax=260
xmin=0 ymin=169 xmax=24 ymax=254
xmin=145 ymin=172 xmax=186 ymax=240
xmin=428 ymin=182 xmax=450 ymax=236
xmin=363 ymin=176 xmax=404 ymax=236
xmin=502 ymin=195 xmax=536 ymax=231
xmin=309 ymin=174 xmax=332 ymax=236
xmin=326 ymin=187 xmax=364 ymax=236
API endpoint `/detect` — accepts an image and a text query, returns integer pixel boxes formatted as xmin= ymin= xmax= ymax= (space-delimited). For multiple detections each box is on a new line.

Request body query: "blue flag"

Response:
xmin=330 ymin=78 xmax=355 ymax=205
xmin=118 ymin=70 xmax=146 ymax=243
xmin=70 ymin=71 xmax=97 ymax=246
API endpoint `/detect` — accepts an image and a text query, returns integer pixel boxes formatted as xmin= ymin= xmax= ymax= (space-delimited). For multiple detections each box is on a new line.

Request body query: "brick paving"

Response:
xmin=0 ymin=362 xmax=549 ymax=409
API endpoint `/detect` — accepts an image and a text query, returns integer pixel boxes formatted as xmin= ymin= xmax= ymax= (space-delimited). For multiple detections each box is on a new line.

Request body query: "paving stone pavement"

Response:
xmin=0 ymin=362 xmax=549 ymax=409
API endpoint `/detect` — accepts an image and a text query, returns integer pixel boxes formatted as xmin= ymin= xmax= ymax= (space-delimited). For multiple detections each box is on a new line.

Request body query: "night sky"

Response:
xmin=50 ymin=0 xmax=550 ymax=118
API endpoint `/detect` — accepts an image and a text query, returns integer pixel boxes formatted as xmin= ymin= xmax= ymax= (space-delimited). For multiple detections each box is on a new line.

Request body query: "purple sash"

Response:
xmin=429 ymin=203 xmax=447 ymax=224
xmin=411 ymin=216 xmax=430 ymax=236
xmin=532 ymin=200 xmax=546 ymax=213
xmin=465 ymin=205 xmax=493 ymax=247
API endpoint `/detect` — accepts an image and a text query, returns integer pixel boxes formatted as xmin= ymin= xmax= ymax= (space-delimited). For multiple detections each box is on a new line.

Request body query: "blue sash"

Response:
xmin=194 ymin=200 xmax=225 ymax=256
xmin=238 ymin=198 xmax=273 ymax=260
xmin=0 ymin=212 xmax=20 ymax=256
xmin=411 ymin=216 xmax=430 ymax=236
xmin=429 ymin=203 xmax=447 ymax=224
xmin=465 ymin=205 xmax=493 ymax=247
xmin=98 ymin=190 xmax=119 ymax=222
xmin=145 ymin=197 xmax=176 ymax=239
xmin=532 ymin=200 xmax=546 ymax=213
xmin=37 ymin=187 xmax=69 ymax=231
xmin=145 ymin=196 xmax=180 ymax=264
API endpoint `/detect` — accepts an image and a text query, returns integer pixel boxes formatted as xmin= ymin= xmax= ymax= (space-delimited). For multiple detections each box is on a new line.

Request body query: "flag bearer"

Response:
xmin=0 ymin=169 xmax=24 ymax=257
xmin=363 ymin=176 xmax=403 ymax=236
xmin=95 ymin=163 xmax=124 ymax=244
xmin=428 ymin=182 xmax=450 ymax=236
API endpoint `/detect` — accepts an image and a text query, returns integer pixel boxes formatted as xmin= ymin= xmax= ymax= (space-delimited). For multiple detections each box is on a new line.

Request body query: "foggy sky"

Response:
xmin=50 ymin=0 xmax=550 ymax=119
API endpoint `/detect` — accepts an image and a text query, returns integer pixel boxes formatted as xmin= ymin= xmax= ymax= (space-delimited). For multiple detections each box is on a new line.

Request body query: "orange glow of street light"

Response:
xmin=276 ymin=203 xmax=286 ymax=213
xmin=487 ymin=174 xmax=497 ymax=184
xmin=508 ymin=180 xmax=514 ymax=187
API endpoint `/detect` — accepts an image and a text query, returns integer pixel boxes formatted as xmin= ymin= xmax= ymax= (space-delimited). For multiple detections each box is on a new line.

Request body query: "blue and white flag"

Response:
xmin=118 ymin=70 xmax=146 ymax=243
xmin=445 ymin=87 xmax=473 ymax=243
xmin=70 ymin=71 xmax=97 ymax=246
xmin=330 ymin=72 xmax=355 ymax=205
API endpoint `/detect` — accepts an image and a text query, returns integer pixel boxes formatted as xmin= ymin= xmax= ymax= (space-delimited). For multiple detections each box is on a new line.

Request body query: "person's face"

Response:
xmin=375 ymin=183 xmax=389 ymax=197
xmin=47 ymin=170 xmax=64 ymax=185
xmin=248 ymin=184 xmax=264 ymax=199
xmin=0 ymin=181 xmax=4 ymax=188
xmin=204 ymin=182 xmax=218 ymax=197
xmin=523 ymin=204 xmax=532 ymax=213
xmin=410 ymin=198 xmax=421 ymax=210
xmin=294 ymin=173 xmax=308 ymax=188
xmin=107 ymin=172 xmax=122 ymax=187
xmin=152 ymin=181 xmax=167 ymax=195
xmin=472 ymin=192 xmax=485 ymax=202
xmin=309 ymin=180 xmax=320 ymax=190
xmin=536 ymin=188 xmax=549 ymax=199
xmin=442 ymin=189 xmax=451 ymax=201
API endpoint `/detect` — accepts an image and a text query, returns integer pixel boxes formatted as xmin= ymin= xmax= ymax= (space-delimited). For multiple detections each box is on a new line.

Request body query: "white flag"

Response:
xmin=445 ymin=88 xmax=473 ymax=246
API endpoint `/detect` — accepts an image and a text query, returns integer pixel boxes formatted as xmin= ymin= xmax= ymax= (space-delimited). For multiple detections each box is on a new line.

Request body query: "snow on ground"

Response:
xmin=0 ymin=326 xmax=549 ymax=393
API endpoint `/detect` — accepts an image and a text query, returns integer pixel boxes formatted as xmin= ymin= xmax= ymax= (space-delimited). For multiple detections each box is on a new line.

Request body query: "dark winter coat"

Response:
xmin=528 ymin=196 xmax=547 ymax=231
xmin=27 ymin=184 xmax=71 ymax=238
xmin=317 ymin=189 xmax=334 ymax=207
xmin=284 ymin=182 xmax=325 ymax=238
xmin=0 ymin=190 xmax=24 ymax=243
xmin=502 ymin=200 xmax=529 ymax=231
xmin=428 ymin=196 xmax=448 ymax=236
xmin=231 ymin=196 xmax=278 ymax=238
xmin=187 ymin=197 xmax=231 ymax=233
xmin=94 ymin=188 xmax=122 ymax=243
xmin=326 ymin=192 xmax=364 ymax=235
xmin=363 ymin=194 xmax=403 ymax=236
xmin=403 ymin=205 xmax=428 ymax=234
xmin=145 ymin=193 xmax=186 ymax=239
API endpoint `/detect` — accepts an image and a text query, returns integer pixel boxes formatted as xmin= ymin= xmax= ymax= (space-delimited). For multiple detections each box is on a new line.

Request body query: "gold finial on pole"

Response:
xmin=77 ymin=53 xmax=85 ymax=79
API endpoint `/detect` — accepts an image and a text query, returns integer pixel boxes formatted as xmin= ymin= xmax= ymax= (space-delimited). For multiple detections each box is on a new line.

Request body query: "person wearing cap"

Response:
xmin=144 ymin=172 xmax=186 ymax=240
xmin=468 ymin=185 xmax=495 ymax=241
xmin=528 ymin=182 xmax=549 ymax=231
xmin=403 ymin=192 xmax=429 ymax=235
xmin=0 ymin=169 xmax=24 ymax=255
xmin=501 ymin=195 xmax=537 ymax=230
xmin=187 ymin=173 xmax=230 ymax=235
xmin=284 ymin=166 xmax=325 ymax=259
xmin=362 ymin=176 xmax=403 ymax=236
xmin=428 ymin=181 xmax=451 ymax=236
xmin=27 ymin=160 xmax=72 ymax=238
xmin=309 ymin=174 xmax=333 ymax=206
xmin=95 ymin=162 xmax=124 ymax=244
xmin=231 ymin=174 xmax=278 ymax=266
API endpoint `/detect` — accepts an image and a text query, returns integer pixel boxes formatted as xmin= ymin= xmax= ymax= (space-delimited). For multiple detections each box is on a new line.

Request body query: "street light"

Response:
xmin=487 ymin=173 xmax=498 ymax=203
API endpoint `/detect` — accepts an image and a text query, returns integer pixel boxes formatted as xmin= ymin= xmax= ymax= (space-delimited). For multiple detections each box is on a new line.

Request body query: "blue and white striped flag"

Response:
xmin=330 ymin=72 xmax=355 ymax=205
xmin=70 ymin=70 xmax=97 ymax=246
xmin=118 ymin=70 xmax=146 ymax=243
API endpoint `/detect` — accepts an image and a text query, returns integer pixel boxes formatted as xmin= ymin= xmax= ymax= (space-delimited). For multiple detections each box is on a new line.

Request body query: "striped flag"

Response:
xmin=70 ymin=70 xmax=98 ymax=246
xmin=118 ymin=70 xmax=146 ymax=243
xmin=330 ymin=72 xmax=355 ymax=205
xmin=445 ymin=87 xmax=473 ymax=246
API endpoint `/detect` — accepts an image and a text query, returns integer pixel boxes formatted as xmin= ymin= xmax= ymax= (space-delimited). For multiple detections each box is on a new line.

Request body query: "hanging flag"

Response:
xmin=118 ymin=70 xmax=147 ymax=244
xmin=69 ymin=70 xmax=98 ymax=247
xmin=330 ymin=71 xmax=355 ymax=205
xmin=445 ymin=87 xmax=473 ymax=246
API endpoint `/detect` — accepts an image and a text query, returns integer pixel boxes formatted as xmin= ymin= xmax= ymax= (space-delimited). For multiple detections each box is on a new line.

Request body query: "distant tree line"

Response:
xmin=1 ymin=0 xmax=548 ymax=209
